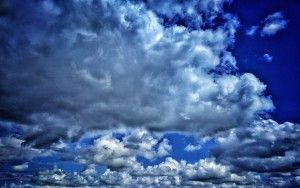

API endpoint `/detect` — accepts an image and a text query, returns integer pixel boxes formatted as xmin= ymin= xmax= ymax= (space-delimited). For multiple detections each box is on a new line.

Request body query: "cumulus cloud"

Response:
xmin=92 ymin=134 xmax=135 ymax=169
xmin=261 ymin=12 xmax=287 ymax=37
xmin=0 ymin=1 xmax=297 ymax=187
xmin=211 ymin=119 xmax=300 ymax=186
xmin=74 ymin=128 xmax=172 ymax=169
xmin=213 ymin=119 xmax=300 ymax=172
xmin=0 ymin=0 xmax=274 ymax=148
xmin=24 ymin=157 xmax=258 ymax=187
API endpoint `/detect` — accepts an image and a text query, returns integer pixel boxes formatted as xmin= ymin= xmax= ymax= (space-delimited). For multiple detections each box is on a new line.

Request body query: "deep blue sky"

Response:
xmin=226 ymin=0 xmax=300 ymax=123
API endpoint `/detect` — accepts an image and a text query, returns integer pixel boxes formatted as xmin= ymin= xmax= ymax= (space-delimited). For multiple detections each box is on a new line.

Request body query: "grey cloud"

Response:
xmin=0 ymin=0 xmax=274 ymax=148
xmin=0 ymin=122 xmax=42 ymax=164
xmin=2 ymin=119 xmax=299 ymax=187
xmin=213 ymin=119 xmax=300 ymax=173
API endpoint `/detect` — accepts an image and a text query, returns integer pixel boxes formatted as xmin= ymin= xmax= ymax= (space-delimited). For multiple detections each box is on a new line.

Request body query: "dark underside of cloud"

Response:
xmin=0 ymin=0 xmax=298 ymax=187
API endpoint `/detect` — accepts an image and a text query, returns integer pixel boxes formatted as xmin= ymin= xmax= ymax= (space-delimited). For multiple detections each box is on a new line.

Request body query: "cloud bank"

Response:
xmin=0 ymin=0 xmax=298 ymax=187
xmin=0 ymin=0 xmax=274 ymax=145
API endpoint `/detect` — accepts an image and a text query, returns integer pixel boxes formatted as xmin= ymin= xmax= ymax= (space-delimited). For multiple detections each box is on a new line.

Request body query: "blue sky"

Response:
xmin=227 ymin=0 xmax=300 ymax=123
xmin=0 ymin=0 xmax=299 ymax=187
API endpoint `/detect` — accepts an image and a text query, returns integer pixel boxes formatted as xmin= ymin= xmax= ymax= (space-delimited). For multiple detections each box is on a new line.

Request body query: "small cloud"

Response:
xmin=263 ymin=54 xmax=273 ymax=63
xmin=261 ymin=12 xmax=287 ymax=37
xmin=13 ymin=162 xmax=29 ymax=171
xmin=184 ymin=144 xmax=202 ymax=152
xmin=246 ymin=26 xmax=258 ymax=36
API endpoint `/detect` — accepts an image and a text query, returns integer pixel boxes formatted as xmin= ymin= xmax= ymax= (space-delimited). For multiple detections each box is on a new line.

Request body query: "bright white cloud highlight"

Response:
xmin=261 ymin=12 xmax=287 ymax=37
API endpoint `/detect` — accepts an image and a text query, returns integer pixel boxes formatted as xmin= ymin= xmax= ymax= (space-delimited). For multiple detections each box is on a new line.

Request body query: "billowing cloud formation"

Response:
xmin=15 ymin=157 xmax=259 ymax=187
xmin=0 ymin=0 xmax=274 ymax=147
xmin=89 ymin=129 xmax=172 ymax=169
xmin=213 ymin=119 xmax=300 ymax=173
xmin=261 ymin=12 xmax=287 ymax=37
xmin=1 ymin=0 xmax=298 ymax=187
xmin=211 ymin=119 xmax=300 ymax=187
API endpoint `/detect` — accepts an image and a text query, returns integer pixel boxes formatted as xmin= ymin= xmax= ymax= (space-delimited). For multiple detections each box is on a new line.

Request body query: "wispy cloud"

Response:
xmin=246 ymin=25 xmax=259 ymax=36
xmin=261 ymin=12 xmax=288 ymax=37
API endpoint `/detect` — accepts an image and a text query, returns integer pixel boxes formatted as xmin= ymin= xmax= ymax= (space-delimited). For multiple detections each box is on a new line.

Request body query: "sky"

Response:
xmin=0 ymin=0 xmax=299 ymax=187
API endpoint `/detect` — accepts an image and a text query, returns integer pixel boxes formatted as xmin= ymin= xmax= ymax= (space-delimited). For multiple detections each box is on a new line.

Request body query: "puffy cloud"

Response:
xmin=261 ymin=12 xmax=287 ymax=37
xmin=207 ymin=119 xmax=300 ymax=187
xmin=75 ymin=128 xmax=172 ymax=169
xmin=213 ymin=119 xmax=300 ymax=173
xmin=2 ymin=119 xmax=299 ymax=187
xmin=27 ymin=157 xmax=256 ymax=187
xmin=0 ymin=1 xmax=295 ymax=187
xmin=184 ymin=143 xmax=202 ymax=152
xmin=35 ymin=165 xmax=95 ymax=186
xmin=145 ymin=0 xmax=232 ymax=29
xmin=263 ymin=53 xmax=273 ymax=63
xmin=0 ymin=0 xmax=273 ymax=148
xmin=92 ymin=134 xmax=135 ymax=169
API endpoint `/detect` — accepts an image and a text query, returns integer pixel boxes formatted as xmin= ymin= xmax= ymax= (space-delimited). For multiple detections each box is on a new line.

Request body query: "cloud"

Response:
xmin=92 ymin=134 xmax=135 ymax=169
xmin=184 ymin=143 xmax=202 ymax=152
xmin=261 ymin=12 xmax=287 ymax=37
xmin=0 ymin=121 xmax=43 ymax=164
xmin=0 ymin=1 xmax=297 ymax=187
xmin=0 ymin=0 xmax=274 ymax=148
xmin=245 ymin=25 xmax=258 ymax=36
xmin=263 ymin=53 xmax=273 ymax=62
xmin=75 ymin=128 xmax=172 ymax=169
xmin=12 ymin=162 xmax=29 ymax=171
xmin=25 ymin=157 xmax=257 ymax=187
xmin=213 ymin=119 xmax=300 ymax=173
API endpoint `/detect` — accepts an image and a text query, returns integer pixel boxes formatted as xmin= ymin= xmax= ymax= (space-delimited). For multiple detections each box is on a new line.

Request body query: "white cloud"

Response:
xmin=33 ymin=156 xmax=252 ymax=186
xmin=13 ymin=162 xmax=29 ymax=171
xmin=0 ymin=0 xmax=274 ymax=144
xmin=157 ymin=138 xmax=172 ymax=157
xmin=263 ymin=53 xmax=273 ymax=62
xmin=93 ymin=135 xmax=135 ymax=169
xmin=77 ymin=129 xmax=172 ymax=169
xmin=98 ymin=157 xmax=257 ymax=186
xmin=246 ymin=26 xmax=258 ymax=36
xmin=184 ymin=143 xmax=202 ymax=152
xmin=261 ymin=12 xmax=287 ymax=37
